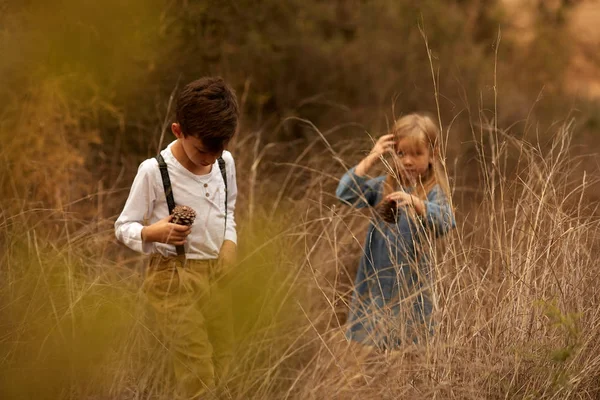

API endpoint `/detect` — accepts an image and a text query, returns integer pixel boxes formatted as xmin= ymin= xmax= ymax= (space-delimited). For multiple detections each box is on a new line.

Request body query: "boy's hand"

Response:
xmin=386 ymin=191 xmax=426 ymax=216
xmin=141 ymin=215 xmax=192 ymax=245
xmin=216 ymin=240 xmax=237 ymax=278
xmin=355 ymin=134 xmax=396 ymax=176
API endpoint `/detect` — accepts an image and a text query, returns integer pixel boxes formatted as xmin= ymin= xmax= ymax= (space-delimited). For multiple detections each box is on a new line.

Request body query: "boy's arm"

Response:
xmin=115 ymin=160 xmax=157 ymax=254
xmin=219 ymin=152 xmax=238 ymax=269
xmin=115 ymin=160 xmax=191 ymax=252
xmin=223 ymin=152 xmax=237 ymax=245
xmin=219 ymin=240 xmax=237 ymax=269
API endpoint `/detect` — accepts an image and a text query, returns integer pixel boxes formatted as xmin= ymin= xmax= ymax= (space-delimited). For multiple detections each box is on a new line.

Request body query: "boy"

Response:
xmin=115 ymin=77 xmax=239 ymax=398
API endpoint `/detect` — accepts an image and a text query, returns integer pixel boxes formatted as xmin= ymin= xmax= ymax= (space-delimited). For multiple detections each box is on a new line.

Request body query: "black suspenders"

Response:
xmin=156 ymin=153 xmax=228 ymax=257
xmin=217 ymin=157 xmax=228 ymax=232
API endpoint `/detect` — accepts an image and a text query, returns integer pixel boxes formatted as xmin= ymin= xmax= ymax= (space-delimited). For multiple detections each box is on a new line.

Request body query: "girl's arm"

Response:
xmin=336 ymin=134 xmax=395 ymax=208
xmin=354 ymin=133 xmax=395 ymax=176
xmin=336 ymin=168 xmax=384 ymax=208
xmin=386 ymin=185 xmax=455 ymax=235
xmin=419 ymin=185 xmax=456 ymax=237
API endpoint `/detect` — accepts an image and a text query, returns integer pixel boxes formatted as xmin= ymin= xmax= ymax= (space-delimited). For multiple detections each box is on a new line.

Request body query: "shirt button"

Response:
xmin=204 ymin=183 xmax=208 ymax=188
xmin=205 ymin=193 xmax=210 ymax=197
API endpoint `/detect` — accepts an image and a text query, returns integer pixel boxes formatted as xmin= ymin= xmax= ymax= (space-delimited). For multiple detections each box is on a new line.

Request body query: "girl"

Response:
xmin=336 ymin=113 xmax=455 ymax=349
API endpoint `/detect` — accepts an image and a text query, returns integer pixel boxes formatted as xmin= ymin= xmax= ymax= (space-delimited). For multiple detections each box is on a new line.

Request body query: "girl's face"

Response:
xmin=393 ymin=136 xmax=432 ymax=184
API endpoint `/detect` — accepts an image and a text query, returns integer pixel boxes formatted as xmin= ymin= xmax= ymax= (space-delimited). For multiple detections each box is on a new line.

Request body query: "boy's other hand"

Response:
xmin=216 ymin=240 xmax=237 ymax=278
xmin=141 ymin=215 xmax=192 ymax=245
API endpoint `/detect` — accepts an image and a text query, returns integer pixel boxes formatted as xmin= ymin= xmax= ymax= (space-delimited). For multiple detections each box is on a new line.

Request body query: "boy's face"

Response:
xmin=172 ymin=123 xmax=224 ymax=167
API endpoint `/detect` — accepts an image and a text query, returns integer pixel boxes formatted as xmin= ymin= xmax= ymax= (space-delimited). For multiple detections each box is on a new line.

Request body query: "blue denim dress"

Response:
xmin=336 ymin=168 xmax=455 ymax=348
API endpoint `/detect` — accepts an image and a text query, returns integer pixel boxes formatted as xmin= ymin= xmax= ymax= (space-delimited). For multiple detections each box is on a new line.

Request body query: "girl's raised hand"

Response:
xmin=356 ymin=134 xmax=396 ymax=176
xmin=370 ymin=134 xmax=396 ymax=158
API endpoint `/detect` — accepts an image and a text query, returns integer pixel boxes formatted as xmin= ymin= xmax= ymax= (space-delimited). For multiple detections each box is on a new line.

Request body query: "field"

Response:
xmin=2 ymin=1 xmax=600 ymax=399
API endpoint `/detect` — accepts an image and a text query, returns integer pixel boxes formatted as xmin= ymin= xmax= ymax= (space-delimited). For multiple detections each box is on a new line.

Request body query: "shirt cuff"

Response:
xmin=224 ymin=229 xmax=237 ymax=244
xmin=128 ymin=224 xmax=154 ymax=254
xmin=348 ymin=166 xmax=369 ymax=180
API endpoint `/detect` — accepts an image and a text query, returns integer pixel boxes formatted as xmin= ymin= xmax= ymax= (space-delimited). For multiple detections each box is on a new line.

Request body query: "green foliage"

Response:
xmin=1 ymin=0 xmax=592 ymax=196
xmin=0 ymin=231 xmax=139 ymax=399
xmin=527 ymin=300 xmax=583 ymax=396
xmin=0 ymin=212 xmax=309 ymax=399
xmin=226 ymin=216 xmax=311 ymax=396
xmin=158 ymin=0 xmax=503 ymax=129
xmin=0 ymin=0 xmax=164 ymax=101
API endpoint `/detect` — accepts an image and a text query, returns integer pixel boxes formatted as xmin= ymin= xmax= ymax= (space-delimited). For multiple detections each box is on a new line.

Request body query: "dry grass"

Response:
xmin=2 ymin=110 xmax=599 ymax=399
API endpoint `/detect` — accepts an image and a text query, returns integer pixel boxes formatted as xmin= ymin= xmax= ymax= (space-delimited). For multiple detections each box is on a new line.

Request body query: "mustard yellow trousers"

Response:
xmin=143 ymin=255 xmax=233 ymax=399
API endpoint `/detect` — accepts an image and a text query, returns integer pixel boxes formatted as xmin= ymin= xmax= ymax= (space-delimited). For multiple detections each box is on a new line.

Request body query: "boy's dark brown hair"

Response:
xmin=175 ymin=77 xmax=239 ymax=153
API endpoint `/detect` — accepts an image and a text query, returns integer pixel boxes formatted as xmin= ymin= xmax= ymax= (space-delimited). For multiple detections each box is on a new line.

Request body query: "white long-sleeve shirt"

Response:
xmin=115 ymin=141 xmax=237 ymax=260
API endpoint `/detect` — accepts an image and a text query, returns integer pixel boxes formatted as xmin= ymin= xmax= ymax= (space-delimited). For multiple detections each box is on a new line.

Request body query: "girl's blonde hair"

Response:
xmin=382 ymin=113 xmax=450 ymax=201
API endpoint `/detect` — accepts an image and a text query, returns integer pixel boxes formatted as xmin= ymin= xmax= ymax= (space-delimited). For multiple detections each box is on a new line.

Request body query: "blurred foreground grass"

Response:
xmin=0 ymin=211 xmax=309 ymax=399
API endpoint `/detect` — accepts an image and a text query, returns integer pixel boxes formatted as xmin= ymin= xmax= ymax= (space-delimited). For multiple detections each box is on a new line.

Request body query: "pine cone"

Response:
xmin=172 ymin=205 xmax=196 ymax=226
xmin=377 ymin=199 xmax=399 ymax=223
